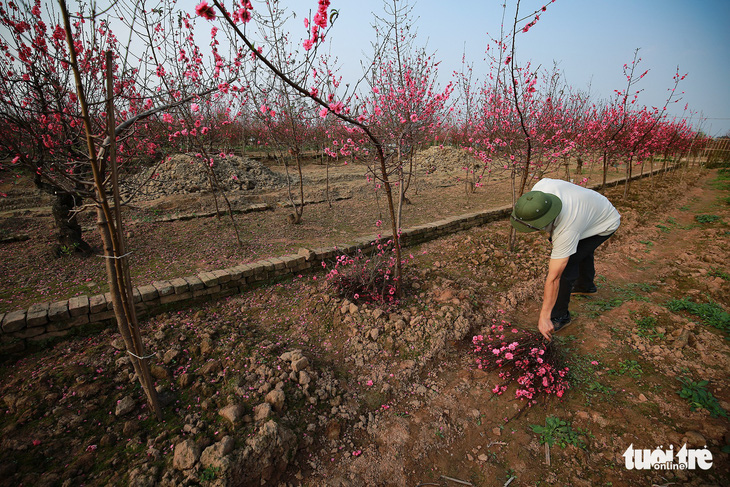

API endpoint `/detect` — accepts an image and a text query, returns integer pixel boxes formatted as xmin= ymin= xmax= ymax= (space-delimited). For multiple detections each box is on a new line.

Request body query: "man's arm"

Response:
xmin=538 ymin=257 xmax=569 ymax=340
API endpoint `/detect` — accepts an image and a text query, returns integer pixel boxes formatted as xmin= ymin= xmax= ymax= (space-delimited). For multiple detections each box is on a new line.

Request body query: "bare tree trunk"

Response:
xmin=51 ymin=192 xmax=92 ymax=256
xmin=294 ymin=151 xmax=305 ymax=223
xmin=60 ymin=36 xmax=162 ymax=420
xmin=61 ymin=18 xmax=163 ymax=419
xmin=623 ymin=156 xmax=634 ymax=198
xmin=508 ymin=166 xmax=518 ymax=250
xmin=283 ymin=150 xmax=305 ymax=224
xmin=103 ymin=50 xmax=162 ymax=420
xmin=326 ymin=153 xmax=332 ymax=208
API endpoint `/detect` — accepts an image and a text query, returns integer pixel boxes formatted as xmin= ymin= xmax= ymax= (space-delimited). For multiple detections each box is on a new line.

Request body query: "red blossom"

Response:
xmin=195 ymin=1 xmax=216 ymax=20
xmin=472 ymin=323 xmax=570 ymax=416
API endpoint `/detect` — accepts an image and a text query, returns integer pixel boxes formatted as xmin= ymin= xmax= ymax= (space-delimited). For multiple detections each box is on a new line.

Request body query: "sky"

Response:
xmin=7 ymin=0 xmax=727 ymax=136
xmin=274 ymin=0 xmax=730 ymax=137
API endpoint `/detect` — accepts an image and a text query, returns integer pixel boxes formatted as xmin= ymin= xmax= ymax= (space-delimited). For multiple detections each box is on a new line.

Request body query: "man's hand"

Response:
xmin=538 ymin=315 xmax=554 ymax=341
xmin=539 ymin=257 xmax=569 ymax=341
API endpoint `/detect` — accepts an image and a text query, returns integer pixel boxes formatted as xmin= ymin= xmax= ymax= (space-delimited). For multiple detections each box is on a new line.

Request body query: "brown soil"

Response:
xmin=0 ymin=148 xmax=619 ymax=312
xmin=0 ymin=157 xmax=728 ymax=486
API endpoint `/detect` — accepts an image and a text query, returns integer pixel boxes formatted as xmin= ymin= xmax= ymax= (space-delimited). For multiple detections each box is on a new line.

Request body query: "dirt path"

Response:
xmin=298 ymin=169 xmax=730 ymax=486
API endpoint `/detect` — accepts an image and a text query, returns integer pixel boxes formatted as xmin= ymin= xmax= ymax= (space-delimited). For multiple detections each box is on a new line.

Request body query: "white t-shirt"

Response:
xmin=532 ymin=178 xmax=621 ymax=259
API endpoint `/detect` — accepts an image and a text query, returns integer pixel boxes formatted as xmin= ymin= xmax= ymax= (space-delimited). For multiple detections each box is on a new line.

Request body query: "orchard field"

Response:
xmin=1 ymin=156 xmax=729 ymax=486
xmin=1 ymin=0 xmax=728 ymax=485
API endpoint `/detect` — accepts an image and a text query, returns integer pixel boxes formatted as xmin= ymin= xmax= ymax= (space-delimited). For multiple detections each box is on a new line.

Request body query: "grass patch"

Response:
xmin=694 ymin=214 xmax=722 ymax=224
xmin=530 ymin=416 xmax=593 ymax=449
xmin=677 ymin=377 xmax=728 ymax=418
xmin=634 ymin=315 xmax=665 ymax=340
xmin=612 ymin=359 xmax=643 ymax=379
xmin=582 ymin=283 xmax=656 ymax=318
xmin=709 ymin=268 xmax=730 ymax=281
xmin=562 ymin=350 xmax=616 ymax=404
xmin=638 ymin=240 xmax=654 ymax=252
xmin=666 ymin=297 xmax=730 ymax=333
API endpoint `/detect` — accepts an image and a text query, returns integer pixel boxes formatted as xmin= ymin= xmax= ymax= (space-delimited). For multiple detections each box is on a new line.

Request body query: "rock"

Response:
xmin=128 ymin=467 xmax=157 ymax=487
xmin=99 ymin=434 xmax=116 ymax=447
xmin=369 ymin=328 xmax=380 ymax=341
xmin=200 ymin=339 xmax=213 ymax=355
xmin=200 ymin=359 xmax=221 ymax=375
xmin=215 ymin=420 xmax=296 ymax=485
xmin=200 ymin=436 xmax=235 ymax=469
xmin=298 ymin=248 xmax=315 ymax=261
xmin=325 ymin=420 xmax=341 ymax=440
xmin=591 ymin=412 xmax=609 ymax=428
xmin=219 ymin=405 xmax=245 ymax=425
xmin=150 ymin=365 xmax=170 ymax=380
xmin=372 ymin=309 xmax=385 ymax=320
xmin=576 ymin=411 xmax=590 ymax=420
xmin=162 ymin=349 xmax=179 ymax=364
xmin=492 ymin=427 xmax=501 ymax=436
xmin=265 ymin=389 xmax=285 ymax=412
xmin=254 ymin=403 xmax=272 ymax=422
xmin=178 ymin=373 xmax=192 ymax=388
xmin=298 ymin=371 xmax=311 ymax=386
xmin=70 ymin=453 xmax=95 ymax=474
xmin=684 ymin=431 xmax=707 ymax=448
xmin=349 ymin=303 xmax=359 ymax=314
xmin=111 ymin=338 xmax=126 ymax=350
xmin=123 ymin=420 xmax=140 ymax=436
xmin=291 ymin=357 xmax=309 ymax=372
xmin=173 ymin=439 xmax=201 ymax=471
xmin=115 ymin=396 xmax=136 ymax=416
xmin=478 ymin=454 xmax=489 ymax=462
xmin=435 ymin=289 xmax=455 ymax=303
xmin=638 ymin=394 xmax=648 ymax=403
xmin=674 ymin=329 xmax=691 ymax=349
xmin=115 ymin=356 xmax=132 ymax=369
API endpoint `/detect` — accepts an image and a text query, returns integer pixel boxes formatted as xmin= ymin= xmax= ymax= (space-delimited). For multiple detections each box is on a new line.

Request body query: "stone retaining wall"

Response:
xmin=0 ymin=167 xmax=675 ymax=356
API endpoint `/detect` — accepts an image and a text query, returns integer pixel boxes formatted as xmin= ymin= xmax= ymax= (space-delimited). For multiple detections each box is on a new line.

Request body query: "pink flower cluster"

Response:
xmin=195 ymin=1 xmax=216 ymax=20
xmin=303 ymin=0 xmax=331 ymax=51
xmin=232 ymin=1 xmax=253 ymax=24
xmin=473 ymin=321 xmax=569 ymax=406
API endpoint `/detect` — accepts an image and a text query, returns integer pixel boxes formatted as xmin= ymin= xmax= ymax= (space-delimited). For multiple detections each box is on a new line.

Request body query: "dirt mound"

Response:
xmin=121 ymin=153 xmax=288 ymax=200
xmin=413 ymin=145 xmax=482 ymax=174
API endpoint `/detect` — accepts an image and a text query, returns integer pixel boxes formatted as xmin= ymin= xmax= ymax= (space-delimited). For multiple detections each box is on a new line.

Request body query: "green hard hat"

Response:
xmin=510 ymin=190 xmax=562 ymax=233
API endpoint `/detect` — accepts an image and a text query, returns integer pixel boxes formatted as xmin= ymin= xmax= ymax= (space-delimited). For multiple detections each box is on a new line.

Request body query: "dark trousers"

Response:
xmin=551 ymin=232 xmax=615 ymax=320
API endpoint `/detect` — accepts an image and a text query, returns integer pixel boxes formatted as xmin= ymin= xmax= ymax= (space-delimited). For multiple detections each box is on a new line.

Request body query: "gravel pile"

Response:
xmin=121 ymin=154 xmax=289 ymax=201
xmin=412 ymin=145 xmax=483 ymax=174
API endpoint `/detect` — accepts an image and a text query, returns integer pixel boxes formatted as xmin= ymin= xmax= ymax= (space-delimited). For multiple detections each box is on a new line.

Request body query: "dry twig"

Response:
xmin=440 ymin=475 xmax=474 ymax=486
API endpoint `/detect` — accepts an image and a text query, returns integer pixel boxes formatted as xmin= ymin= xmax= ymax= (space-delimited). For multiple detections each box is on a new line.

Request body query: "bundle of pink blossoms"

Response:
xmin=472 ymin=320 xmax=570 ymax=408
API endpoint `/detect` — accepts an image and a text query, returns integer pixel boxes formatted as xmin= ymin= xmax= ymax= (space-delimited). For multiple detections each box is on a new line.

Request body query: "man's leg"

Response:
xmin=551 ymin=233 xmax=614 ymax=320
xmin=574 ymin=252 xmax=597 ymax=292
